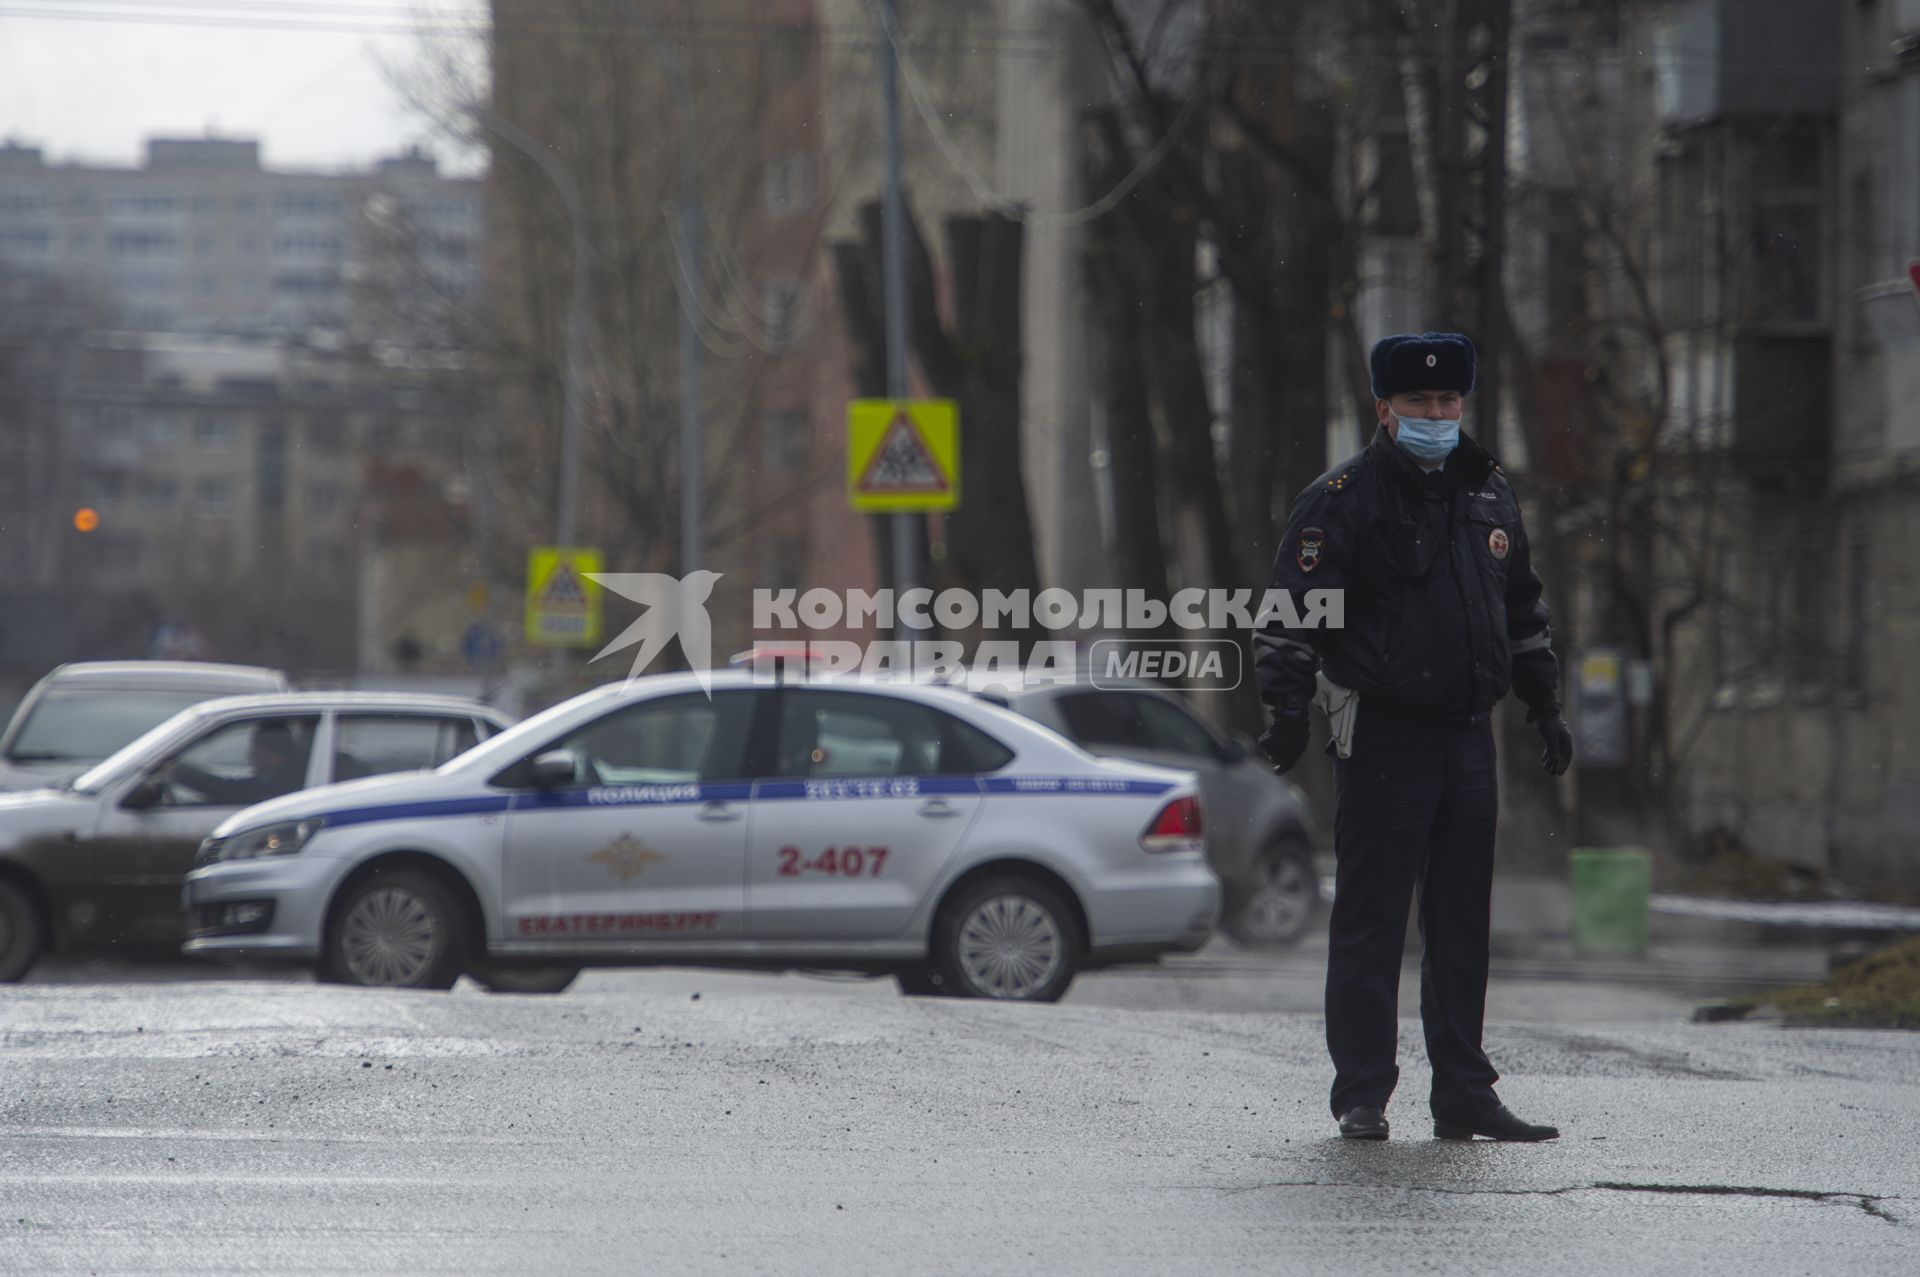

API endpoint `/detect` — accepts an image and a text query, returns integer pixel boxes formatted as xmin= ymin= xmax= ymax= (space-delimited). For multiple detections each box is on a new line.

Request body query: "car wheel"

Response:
xmin=324 ymin=870 xmax=467 ymax=990
xmin=0 ymin=879 xmax=43 ymax=983
xmin=473 ymin=964 xmax=580 ymax=995
xmin=893 ymin=966 xmax=947 ymax=997
xmin=1220 ymin=839 xmax=1319 ymax=949
xmin=934 ymin=876 xmax=1081 ymax=1003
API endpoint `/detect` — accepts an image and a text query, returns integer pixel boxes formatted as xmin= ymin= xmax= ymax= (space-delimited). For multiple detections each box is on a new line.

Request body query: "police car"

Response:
xmin=181 ymin=673 xmax=1218 ymax=1001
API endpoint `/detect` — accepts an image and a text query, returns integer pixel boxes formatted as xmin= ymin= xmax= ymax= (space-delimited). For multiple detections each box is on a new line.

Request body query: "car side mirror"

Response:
xmin=1220 ymin=734 xmax=1253 ymax=764
xmin=122 ymin=775 xmax=168 ymax=810
xmin=529 ymin=750 xmax=578 ymax=788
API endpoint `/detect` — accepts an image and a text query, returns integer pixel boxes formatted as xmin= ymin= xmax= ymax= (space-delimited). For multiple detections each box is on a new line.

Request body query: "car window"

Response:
xmin=1055 ymin=692 xmax=1152 ymax=753
xmin=772 ymin=691 xmax=1010 ymax=779
xmin=1056 ymin=691 xmax=1218 ymax=761
xmin=505 ymin=692 xmax=752 ymax=788
xmin=157 ymin=714 xmax=320 ymax=808
xmin=6 ymin=689 xmax=224 ymax=764
xmin=332 ymin=714 xmax=479 ymax=781
xmin=1134 ymin=695 xmax=1222 ymax=760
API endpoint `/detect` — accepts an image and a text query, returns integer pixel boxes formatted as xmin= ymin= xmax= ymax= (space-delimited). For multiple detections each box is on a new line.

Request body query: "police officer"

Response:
xmin=1255 ymin=332 xmax=1573 ymax=1142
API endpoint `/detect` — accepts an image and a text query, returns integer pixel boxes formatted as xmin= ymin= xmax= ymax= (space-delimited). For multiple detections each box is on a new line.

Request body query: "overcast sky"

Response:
xmin=0 ymin=1 xmax=488 ymax=174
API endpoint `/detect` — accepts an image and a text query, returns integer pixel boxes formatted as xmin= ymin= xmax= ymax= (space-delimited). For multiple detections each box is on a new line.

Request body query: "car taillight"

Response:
xmin=1141 ymin=794 xmax=1204 ymax=854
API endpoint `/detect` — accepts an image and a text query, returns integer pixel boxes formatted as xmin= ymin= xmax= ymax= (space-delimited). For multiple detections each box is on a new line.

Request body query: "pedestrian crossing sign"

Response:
xmin=847 ymin=399 xmax=959 ymax=512
xmin=525 ymin=546 xmax=603 ymax=647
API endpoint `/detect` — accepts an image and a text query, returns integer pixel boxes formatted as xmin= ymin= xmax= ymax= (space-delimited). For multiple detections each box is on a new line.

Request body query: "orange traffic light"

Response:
xmin=73 ymin=507 xmax=101 ymax=533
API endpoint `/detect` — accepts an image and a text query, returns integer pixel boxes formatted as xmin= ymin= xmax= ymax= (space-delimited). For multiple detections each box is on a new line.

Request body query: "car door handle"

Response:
xmin=697 ymin=802 xmax=741 ymax=823
xmin=917 ymin=799 xmax=962 ymax=819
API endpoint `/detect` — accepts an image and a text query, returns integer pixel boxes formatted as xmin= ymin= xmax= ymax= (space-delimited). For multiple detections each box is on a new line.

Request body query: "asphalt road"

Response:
xmin=2 ymin=944 xmax=1913 ymax=1276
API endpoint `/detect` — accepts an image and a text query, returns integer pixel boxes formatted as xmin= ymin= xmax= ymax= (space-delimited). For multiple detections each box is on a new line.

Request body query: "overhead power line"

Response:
xmin=0 ymin=2 xmax=1839 ymax=69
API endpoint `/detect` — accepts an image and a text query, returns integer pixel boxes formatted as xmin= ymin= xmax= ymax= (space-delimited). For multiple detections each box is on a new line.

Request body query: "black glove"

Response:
xmin=1257 ymin=716 xmax=1311 ymax=774
xmin=1534 ymin=711 xmax=1573 ymax=777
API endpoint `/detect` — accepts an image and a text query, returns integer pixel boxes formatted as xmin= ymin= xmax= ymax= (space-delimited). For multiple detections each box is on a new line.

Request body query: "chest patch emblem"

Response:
xmin=1296 ymin=526 xmax=1326 ymax=573
xmin=1488 ymin=528 xmax=1510 ymax=560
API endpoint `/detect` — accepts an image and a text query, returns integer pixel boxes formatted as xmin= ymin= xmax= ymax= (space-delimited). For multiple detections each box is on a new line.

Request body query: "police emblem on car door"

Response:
xmin=498 ymin=692 xmax=756 ymax=943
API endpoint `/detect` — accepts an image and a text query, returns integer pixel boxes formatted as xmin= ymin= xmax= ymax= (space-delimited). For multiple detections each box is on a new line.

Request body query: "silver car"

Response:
xmin=0 ymin=660 xmax=290 ymax=792
xmin=182 ymin=673 xmax=1220 ymax=1002
xmin=0 ymin=691 xmax=510 ymax=981
xmin=989 ymin=681 xmax=1322 ymax=948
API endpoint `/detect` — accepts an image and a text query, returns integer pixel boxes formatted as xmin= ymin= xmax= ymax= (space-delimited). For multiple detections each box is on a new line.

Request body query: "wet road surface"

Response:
xmin=2 ymin=944 xmax=1912 ymax=1275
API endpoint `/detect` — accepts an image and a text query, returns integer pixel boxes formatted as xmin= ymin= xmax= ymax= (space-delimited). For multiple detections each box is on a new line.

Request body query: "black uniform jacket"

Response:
xmin=1255 ymin=425 xmax=1560 ymax=724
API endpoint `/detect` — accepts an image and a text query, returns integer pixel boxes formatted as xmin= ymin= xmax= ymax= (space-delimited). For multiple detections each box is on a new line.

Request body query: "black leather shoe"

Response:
xmin=1433 ymin=1104 xmax=1559 ymax=1142
xmin=1337 ymin=1107 xmax=1389 ymax=1140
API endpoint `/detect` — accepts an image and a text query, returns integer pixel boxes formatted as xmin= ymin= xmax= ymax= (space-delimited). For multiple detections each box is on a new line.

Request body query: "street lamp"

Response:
xmin=480 ymin=110 xmax=591 ymax=552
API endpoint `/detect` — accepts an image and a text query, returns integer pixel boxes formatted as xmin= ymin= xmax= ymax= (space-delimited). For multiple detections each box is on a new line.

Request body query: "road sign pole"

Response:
xmin=879 ymin=0 xmax=917 ymax=635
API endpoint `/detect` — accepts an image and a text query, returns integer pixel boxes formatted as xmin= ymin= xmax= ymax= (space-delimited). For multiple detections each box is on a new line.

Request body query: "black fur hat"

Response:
xmin=1369 ymin=332 xmax=1477 ymax=399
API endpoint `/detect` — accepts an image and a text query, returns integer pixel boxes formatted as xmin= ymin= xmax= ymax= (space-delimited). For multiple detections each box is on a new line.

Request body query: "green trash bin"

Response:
xmin=1569 ymin=848 xmax=1652 ymax=957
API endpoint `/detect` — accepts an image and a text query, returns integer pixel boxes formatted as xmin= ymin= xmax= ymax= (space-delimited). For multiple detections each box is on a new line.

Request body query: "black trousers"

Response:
xmin=1325 ymin=702 xmax=1500 ymax=1120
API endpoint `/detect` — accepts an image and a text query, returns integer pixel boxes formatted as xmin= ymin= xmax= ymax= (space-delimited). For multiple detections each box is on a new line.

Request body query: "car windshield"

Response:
xmin=64 ymin=708 xmax=216 ymax=795
xmin=6 ymin=689 xmax=224 ymax=766
xmin=433 ymin=686 xmax=623 ymax=777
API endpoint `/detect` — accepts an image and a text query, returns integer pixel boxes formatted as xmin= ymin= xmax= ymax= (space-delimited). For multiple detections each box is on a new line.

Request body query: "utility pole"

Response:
xmin=604 ymin=0 xmax=703 ymax=577
xmin=878 ymin=0 xmax=918 ymax=633
xmin=1428 ymin=0 xmax=1512 ymax=442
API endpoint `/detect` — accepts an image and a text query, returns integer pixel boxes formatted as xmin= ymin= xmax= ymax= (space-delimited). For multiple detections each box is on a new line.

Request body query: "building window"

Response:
xmin=1750 ymin=201 xmax=1821 ymax=324
xmin=195 ymin=416 xmax=235 ymax=452
xmin=95 ymin=408 xmax=134 ymax=455
xmin=1659 ymin=151 xmax=1707 ymax=327
xmin=762 ymin=408 xmax=809 ymax=472
xmin=306 ymin=418 xmax=347 ymax=454
xmin=1748 ymin=130 xmax=1825 ymax=324
xmin=762 ymin=538 xmax=806 ymax=590
xmin=140 ymin=412 xmax=181 ymax=450
xmin=1544 ymin=191 xmax=1587 ymax=335
xmin=306 ymin=481 xmax=343 ymax=517
xmin=0 ymin=186 xmax=49 ymax=214
xmin=0 ymin=229 xmax=53 ymax=258
xmin=762 ymin=279 xmax=805 ymax=346
xmin=1844 ymin=531 xmax=1870 ymax=693
xmin=137 ymin=474 xmax=180 ymax=508
xmin=769 ymin=24 xmax=812 ymax=84
xmin=193 ymin=476 xmax=234 ymax=519
xmin=1789 ymin=516 xmax=1831 ymax=689
xmin=107 ymin=193 xmax=180 ymax=215
xmin=274 ymin=193 xmax=342 ymax=218
xmin=763 ymin=152 xmax=814 ymax=217
xmin=110 ymin=230 xmax=180 ymax=258
xmin=273 ymin=233 xmax=343 ymax=260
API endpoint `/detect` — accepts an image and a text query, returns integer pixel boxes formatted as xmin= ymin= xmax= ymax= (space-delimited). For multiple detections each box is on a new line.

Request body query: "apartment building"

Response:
xmin=0 ymin=137 xmax=479 ymax=335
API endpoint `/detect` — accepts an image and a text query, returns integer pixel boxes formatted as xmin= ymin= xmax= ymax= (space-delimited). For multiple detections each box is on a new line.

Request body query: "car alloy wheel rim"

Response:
xmin=1243 ymin=852 xmax=1312 ymax=939
xmin=957 ymin=895 xmax=1062 ymax=999
xmin=341 ymin=888 xmax=437 ymax=986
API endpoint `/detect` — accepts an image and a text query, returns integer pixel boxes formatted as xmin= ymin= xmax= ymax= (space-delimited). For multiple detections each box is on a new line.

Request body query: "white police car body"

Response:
xmin=182 ymin=672 xmax=1218 ymax=1001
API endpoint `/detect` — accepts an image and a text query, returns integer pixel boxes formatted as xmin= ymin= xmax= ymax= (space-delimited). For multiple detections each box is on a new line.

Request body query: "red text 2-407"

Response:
xmin=776 ymin=846 xmax=889 ymax=877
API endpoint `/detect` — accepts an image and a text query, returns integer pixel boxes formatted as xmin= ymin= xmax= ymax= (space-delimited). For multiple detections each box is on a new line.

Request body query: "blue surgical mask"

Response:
xmin=1393 ymin=415 xmax=1460 ymax=463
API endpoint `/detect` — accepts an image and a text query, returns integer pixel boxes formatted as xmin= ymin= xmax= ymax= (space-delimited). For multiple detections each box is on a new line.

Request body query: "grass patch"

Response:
xmin=1662 ymin=848 xmax=1920 ymax=907
xmin=1734 ymin=937 xmax=1920 ymax=1029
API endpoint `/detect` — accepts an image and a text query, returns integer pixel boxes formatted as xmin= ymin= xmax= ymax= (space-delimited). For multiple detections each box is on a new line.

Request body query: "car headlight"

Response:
xmin=197 ymin=818 xmax=325 ymax=865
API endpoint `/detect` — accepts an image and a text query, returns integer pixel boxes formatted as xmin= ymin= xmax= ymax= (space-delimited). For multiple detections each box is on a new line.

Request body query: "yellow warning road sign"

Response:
xmin=525 ymin=546 xmax=603 ymax=648
xmin=847 ymin=399 xmax=959 ymax=512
